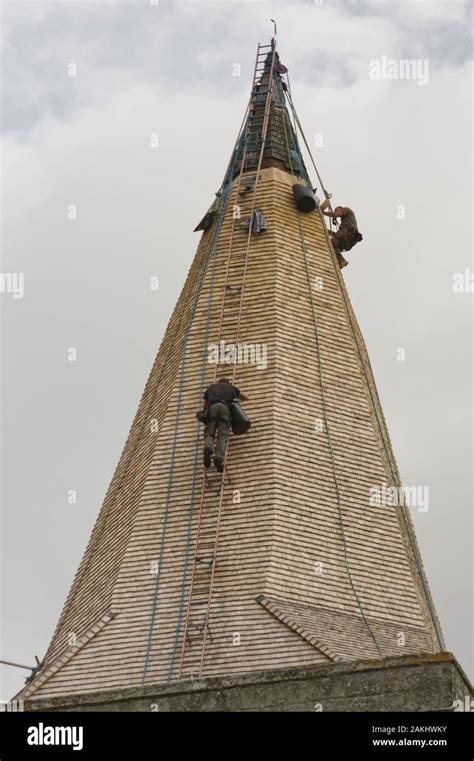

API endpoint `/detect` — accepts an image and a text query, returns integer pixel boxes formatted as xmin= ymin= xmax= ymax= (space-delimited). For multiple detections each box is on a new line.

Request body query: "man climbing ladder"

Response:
xmin=323 ymin=205 xmax=363 ymax=269
xmin=203 ymin=378 xmax=248 ymax=472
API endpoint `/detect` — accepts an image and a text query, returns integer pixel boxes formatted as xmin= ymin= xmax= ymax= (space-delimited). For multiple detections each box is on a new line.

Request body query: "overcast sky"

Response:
xmin=1 ymin=0 xmax=472 ymax=700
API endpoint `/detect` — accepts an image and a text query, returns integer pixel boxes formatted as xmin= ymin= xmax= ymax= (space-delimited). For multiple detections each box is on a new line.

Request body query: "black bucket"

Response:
xmin=230 ymin=402 xmax=251 ymax=435
xmin=292 ymin=184 xmax=317 ymax=213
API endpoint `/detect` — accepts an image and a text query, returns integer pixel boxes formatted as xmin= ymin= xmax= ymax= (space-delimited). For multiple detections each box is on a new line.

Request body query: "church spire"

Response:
xmin=16 ymin=39 xmax=445 ymax=706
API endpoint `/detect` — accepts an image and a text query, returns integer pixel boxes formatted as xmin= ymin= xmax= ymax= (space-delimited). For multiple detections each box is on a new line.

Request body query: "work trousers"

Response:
xmin=204 ymin=402 xmax=231 ymax=461
xmin=331 ymin=229 xmax=359 ymax=255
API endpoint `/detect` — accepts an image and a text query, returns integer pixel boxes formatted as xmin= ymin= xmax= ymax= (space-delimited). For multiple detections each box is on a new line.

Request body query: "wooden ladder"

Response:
xmin=177 ymin=41 xmax=277 ymax=680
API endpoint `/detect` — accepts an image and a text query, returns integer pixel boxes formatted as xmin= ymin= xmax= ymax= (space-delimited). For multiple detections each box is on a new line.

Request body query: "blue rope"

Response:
xmin=166 ymin=143 xmax=242 ymax=681
xmin=280 ymin=83 xmax=382 ymax=655
xmin=141 ymin=152 xmax=238 ymax=685
xmin=283 ymin=77 xmax=443 ymax=651
xmin=166 ymin=75 xmax=309 ymax=681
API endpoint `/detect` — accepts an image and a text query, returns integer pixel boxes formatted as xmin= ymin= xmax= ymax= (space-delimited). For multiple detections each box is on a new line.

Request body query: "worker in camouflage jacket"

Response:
xmin=323 ymin=206 xmax=363 ymax=269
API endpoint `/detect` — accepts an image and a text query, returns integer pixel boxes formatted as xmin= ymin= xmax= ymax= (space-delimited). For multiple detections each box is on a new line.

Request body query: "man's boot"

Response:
xmin=204 ymin=447 xmax=212 ymax=468
xmin=214 ymin=457 xmax=224 ymax=473
xmin=337 ymin=253 xmax=348 ymax=269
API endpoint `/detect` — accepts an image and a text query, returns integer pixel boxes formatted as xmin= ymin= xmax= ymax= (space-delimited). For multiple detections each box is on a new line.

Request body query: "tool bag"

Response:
xmin=230 ymin=401 xmax=251 ymax=435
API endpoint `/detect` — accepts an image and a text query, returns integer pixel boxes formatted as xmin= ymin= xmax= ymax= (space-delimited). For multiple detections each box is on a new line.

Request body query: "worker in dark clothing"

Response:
xmin=323 ymin=206 xmax=362 ymax=269
xmin=203 ymin=378 xmax=249 ymax=472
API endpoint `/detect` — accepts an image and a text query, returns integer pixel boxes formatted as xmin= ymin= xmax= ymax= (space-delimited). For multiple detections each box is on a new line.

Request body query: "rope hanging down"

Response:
xmin=166 ymin=140 xmax=243 ymax=681
xmin=283 ymin=76 xmax=444 ymax=652
xmin=55 ymin=232 xmax=197 ymax=666
xmin=175 ymin=41 xmax=279 ymax=680
xmin=142 ymin=137 xmax=242 ymax=685
xmin=279 ymin=78 xmax=382 ymax=657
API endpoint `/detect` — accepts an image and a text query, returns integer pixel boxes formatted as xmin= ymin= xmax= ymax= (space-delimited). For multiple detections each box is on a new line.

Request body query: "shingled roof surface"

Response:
xmin=17 ymin=45 xmax=444 ymax=701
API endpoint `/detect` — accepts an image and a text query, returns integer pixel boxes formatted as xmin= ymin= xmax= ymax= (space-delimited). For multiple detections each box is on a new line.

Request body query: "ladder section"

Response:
xmin=214 ymin=43 xmax=276 ymax=372
xmin=178 ymin=41 xmax=277 ymax=680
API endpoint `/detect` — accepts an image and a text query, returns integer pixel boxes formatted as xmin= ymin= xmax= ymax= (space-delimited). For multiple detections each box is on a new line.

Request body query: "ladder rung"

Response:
xmin=188 ymin=619 xmax=207 ymax=627
xmin=204 ymin=481 xmax=225 ymax=490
